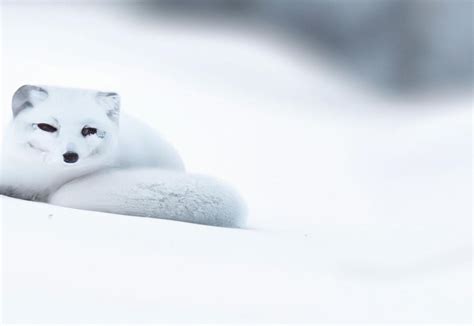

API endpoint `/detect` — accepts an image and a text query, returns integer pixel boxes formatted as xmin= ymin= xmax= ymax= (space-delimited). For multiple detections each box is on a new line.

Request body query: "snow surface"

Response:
xmin=1 ymin=2 xmax=472 ymax=323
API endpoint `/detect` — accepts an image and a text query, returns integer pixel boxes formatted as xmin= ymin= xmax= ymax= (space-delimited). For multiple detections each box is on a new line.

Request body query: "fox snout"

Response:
xmin=63 ymin=151 xmax=79 ymax=164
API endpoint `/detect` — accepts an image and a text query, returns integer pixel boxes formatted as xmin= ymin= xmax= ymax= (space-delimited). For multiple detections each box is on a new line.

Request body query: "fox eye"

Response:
xmin=82 ymin=127 xmax=97 ymax=137
xmin=37 ymin=123 xmax=57 ymax=133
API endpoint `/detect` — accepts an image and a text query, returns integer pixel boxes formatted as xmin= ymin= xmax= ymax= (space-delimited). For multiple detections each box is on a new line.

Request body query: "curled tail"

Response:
xmin=49 ymin=168 xmax=246 ymax=228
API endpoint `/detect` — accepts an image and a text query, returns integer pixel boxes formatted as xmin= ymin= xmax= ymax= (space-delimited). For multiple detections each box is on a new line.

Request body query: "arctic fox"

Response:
xmin=0 ymin=85 xmax=245 ymax=227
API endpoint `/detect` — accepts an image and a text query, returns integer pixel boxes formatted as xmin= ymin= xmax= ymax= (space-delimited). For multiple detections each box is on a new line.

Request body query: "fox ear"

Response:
xmin=96 ymin=92 xmax=120 ymax=123
xmin=12 ymin=85 xmax=49 ymax=117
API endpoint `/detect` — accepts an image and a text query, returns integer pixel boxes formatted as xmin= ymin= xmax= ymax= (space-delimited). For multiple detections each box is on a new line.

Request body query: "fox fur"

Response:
xmin=0 ymin=85 xmax=245 ymax=228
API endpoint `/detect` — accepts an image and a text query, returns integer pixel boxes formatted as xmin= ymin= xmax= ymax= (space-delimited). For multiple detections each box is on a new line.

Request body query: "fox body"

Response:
xmin=1 ymin=85 xmax=245 ymax=227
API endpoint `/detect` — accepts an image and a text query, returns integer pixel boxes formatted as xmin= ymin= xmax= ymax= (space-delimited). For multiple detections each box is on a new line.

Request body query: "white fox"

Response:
xmin=0 ymin=85 xmax=245 ymax=227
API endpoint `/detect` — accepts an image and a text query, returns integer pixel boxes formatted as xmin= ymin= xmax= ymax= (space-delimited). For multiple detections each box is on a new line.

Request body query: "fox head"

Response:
xmin=7 ymin=85 xmax=120 ymax=169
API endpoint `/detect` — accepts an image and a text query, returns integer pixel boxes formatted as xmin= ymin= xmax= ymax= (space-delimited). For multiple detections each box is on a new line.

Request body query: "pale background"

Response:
xmin=1 ymin=1 xmax=472 ymax=323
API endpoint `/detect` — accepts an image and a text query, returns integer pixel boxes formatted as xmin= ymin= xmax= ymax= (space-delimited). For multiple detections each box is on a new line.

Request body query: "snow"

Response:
xmin=1 ymin=2 xmax=472 ymax=323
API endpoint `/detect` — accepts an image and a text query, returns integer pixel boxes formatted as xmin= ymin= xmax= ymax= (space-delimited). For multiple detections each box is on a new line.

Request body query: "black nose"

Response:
xmin=63 ymin=151 xmax=79 ymax=163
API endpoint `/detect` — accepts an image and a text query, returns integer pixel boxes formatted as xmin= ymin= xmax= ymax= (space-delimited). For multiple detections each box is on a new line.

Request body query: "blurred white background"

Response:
xmin=1 ymin=0 xmax=472 ymax=323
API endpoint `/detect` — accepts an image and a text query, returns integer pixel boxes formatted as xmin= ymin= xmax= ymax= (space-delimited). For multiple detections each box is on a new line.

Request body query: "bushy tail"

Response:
xmin=49 ymin=168 xmax=246 ymax=228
